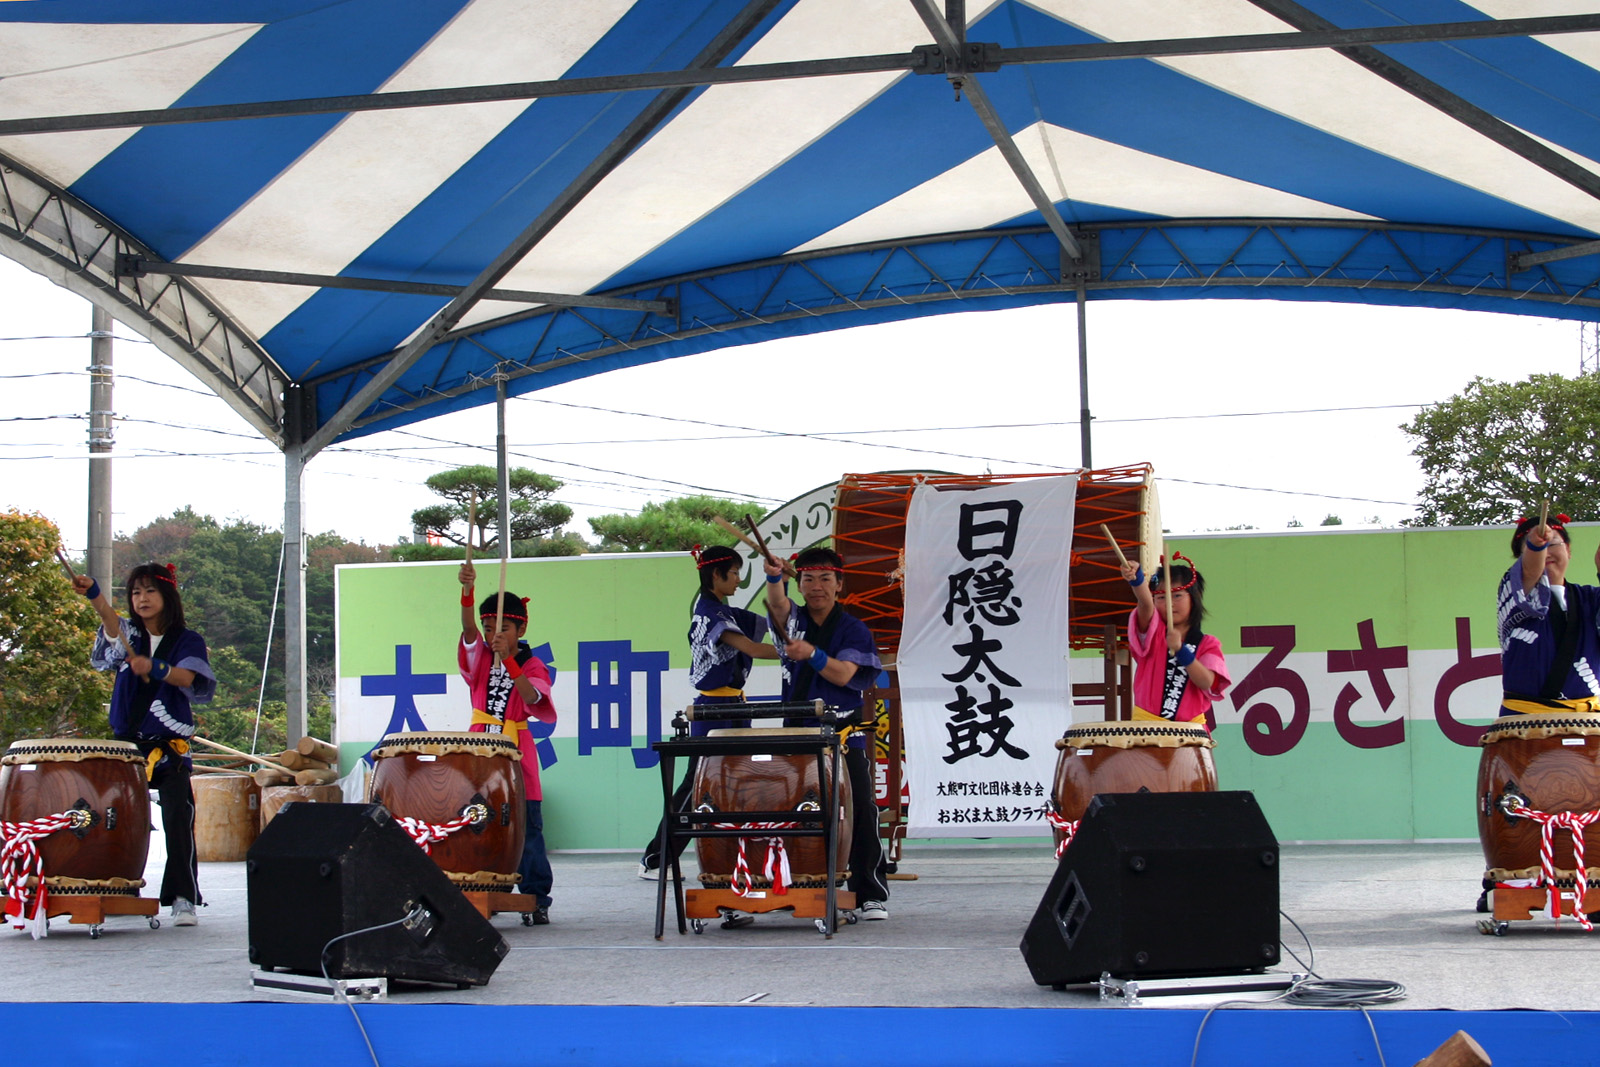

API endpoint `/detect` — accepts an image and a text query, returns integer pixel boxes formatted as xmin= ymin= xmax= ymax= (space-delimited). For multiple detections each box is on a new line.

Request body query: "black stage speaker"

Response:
xmin=1020 ymin=790 xmax=1280 ymax=987
xmin=246 ymin=802 xmax=509 ymax=986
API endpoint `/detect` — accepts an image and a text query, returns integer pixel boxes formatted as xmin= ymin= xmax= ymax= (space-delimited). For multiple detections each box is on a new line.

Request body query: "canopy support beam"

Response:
xmin=4 ymin=15 xmax=1599 ymax=136
xmin=909 ymin=0 xmax=1084 ymax=263
xmin=296 ymin=0 xmax=782 ymax=460
xmin=1249 ymin=0 xmax=1600 ymax=206
xmin=115 ymin=256 xmax=674 ymax=315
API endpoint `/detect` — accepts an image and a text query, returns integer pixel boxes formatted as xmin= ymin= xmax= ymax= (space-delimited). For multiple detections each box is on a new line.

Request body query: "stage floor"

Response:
xmin=0 ymin=837 xmax=1591 ymax=1011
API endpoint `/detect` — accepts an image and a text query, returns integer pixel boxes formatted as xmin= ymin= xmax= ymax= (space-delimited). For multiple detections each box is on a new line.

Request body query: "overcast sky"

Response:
xmin=0 ymin=253 xmax=1587 ymax=556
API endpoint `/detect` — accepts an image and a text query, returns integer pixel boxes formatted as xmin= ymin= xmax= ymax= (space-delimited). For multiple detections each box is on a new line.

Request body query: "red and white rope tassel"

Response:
xmin=395 ymin=805 xmax=487 ymax=855
xmin=716 ymin=821 xmax=799 ymax=898
xmin=1044 ymin=809 xmax=1079 ymax=860
xmin=1506 ymin=802 xmax=1600 ymax=930
xmin=2 ymin=809 xmax=89 ymax=939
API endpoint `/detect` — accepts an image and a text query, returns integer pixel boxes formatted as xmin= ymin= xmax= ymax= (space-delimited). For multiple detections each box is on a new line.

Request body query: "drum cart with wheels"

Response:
xmin=652 ymin=701 xmax=854 ymax=939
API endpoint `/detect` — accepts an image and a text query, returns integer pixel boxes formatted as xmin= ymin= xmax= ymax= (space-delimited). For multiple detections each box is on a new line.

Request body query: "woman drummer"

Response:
xmin=1119 ymin=553 xmax=1230 ymax=729
xmin=638 ymin=545 xmax=779 ymax=880
xmin=75 ymin=562 xmax=215 ymax=927
xmin=1496 ymin=514 xmax=1600 ymax=716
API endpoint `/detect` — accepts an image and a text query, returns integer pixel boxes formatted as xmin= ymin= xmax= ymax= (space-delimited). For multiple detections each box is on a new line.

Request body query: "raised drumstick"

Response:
xmin=713 ymin=515 xmax=797 ymax=578
xmin=1100 ymin=525 xmax=1129 ymax=568
xmin=58 ymin=547 xmax=131 ymax=655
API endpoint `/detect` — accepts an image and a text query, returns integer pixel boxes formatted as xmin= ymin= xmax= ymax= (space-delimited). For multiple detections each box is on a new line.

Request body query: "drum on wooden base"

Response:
xmin=1050 ymin=721 xmax=1217 ymax=849
xmin=0 ymin=738 xmax=151 ymax=895
xmin=1478 ymin=713 xmax=1600 ymax=883
xmin=193 ymin=773 xmax=259 ymax=862
xmin=692 ymin=729 xmax=852 ymax=889
xmin=368 ymin=731 xmax=525 ymax=891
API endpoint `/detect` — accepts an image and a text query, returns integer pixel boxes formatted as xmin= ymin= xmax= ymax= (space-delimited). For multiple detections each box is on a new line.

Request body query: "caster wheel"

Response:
xmin=521 ymin=912 xmax=534 ymax=926
xmin=1476 ymin=919 xmax=1509 ymax=936
xmin=691 ymin=919 xmax=705 ymax=934
xmin=89 ymin=925 xmax=103 ymax=940
xmin=844 ymin=911 xmax=859 ymax=925
xmin=815 ymin=919 xmax=828 ymax=934
xmin=148 ymin=918 xmax=161 ymax=930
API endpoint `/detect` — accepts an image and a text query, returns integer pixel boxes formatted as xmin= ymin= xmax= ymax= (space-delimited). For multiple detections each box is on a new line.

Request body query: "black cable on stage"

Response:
xmin=319 ymin=908 xmax=427 ymax=1067
xmin=1188 ymin=907 xmax=1405 ymax=1067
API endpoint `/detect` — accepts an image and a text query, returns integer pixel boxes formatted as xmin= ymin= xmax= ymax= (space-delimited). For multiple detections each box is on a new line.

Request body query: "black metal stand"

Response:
xmin=652 ymin=727 xmax=846 ymax=939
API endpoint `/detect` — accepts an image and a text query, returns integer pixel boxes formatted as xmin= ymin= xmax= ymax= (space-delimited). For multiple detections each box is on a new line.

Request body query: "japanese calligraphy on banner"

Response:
xmin=898 ymin=477 xmax=1076 ymax=836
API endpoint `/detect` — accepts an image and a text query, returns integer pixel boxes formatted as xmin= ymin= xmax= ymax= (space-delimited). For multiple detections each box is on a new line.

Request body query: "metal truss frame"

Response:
xmin=315 ymin=217 xmax=1600 ymax=438
xmin=0 ymin=153 xmax=290 ymax=445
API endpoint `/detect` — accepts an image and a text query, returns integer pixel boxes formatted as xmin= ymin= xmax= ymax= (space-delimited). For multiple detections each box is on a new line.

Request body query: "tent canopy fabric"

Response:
xmin=5 ymin=0 xmax=1600 ymax=454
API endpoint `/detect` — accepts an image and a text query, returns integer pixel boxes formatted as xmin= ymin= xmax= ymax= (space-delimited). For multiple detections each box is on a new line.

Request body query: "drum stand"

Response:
xmin=2 ymin=890 xmax=161 ymax=939
xmin=652 ymin=703 xmax=853 ymax=939
xmin=1479 ymin=882 xmax=1600 ymax=935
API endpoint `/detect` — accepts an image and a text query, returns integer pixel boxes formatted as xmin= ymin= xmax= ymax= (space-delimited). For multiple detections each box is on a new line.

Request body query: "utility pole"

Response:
xmin=87 ymin=307 xmax=114 ymax=585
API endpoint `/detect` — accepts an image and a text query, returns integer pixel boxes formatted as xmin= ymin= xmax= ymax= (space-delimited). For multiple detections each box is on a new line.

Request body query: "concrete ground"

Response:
xmin=0 ymin=834 xmax=1593 ymax=1010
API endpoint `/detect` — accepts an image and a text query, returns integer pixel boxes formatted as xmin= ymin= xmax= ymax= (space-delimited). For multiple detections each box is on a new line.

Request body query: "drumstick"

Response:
xmin=1099 ymin=525 xmax=1129 ymax=568
xmin=58 ymin=546 xmax=131 ymax=656
xmin=1162 ymin=552 xmax=1175 ymax=638
xmin=739 ymin=514 xmax=796 ymax=640
xmin=465 ymin=489 xmax=477 ymax=567
xmin=189 ymin=735 xmax=297 ymax=776
xmin=1540 ymin=498 xmax=1549 ymax=534
xmin=742 ymin=514 xmax=798 ymax=578
xmin=714 ymin=515 xmax=797 ymax=578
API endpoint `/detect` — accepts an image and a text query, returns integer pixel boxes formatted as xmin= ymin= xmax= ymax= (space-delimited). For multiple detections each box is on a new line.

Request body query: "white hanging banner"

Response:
xmin=899 ymin=476 xmax=1076 ymax=837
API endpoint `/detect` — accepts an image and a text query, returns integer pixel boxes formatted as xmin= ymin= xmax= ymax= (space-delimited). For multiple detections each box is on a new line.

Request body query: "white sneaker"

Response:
xmin=171 ymin=898 xmax=198 ymax=927
xmin=858 ymin=900 xmax=888 ymax=921
xmin=638 ymin=861 xmax=661 ymax=881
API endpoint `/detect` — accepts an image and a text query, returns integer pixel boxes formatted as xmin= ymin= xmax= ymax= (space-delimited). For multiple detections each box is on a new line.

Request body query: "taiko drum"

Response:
xmin=0 ymin=738 xmax=151 ymax=891
xmin=1051 ymin=721 xmax=1216 ymax=847
xmin=692 ymin=729 xmax=852 ymax=888
xmin=1477 ymin=713 xmax=1600 ymax=881
xmin=368 ymin=731 xmax=525 ymax=889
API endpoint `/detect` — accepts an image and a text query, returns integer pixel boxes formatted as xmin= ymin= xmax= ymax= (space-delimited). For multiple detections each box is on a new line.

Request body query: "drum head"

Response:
xmin=2 ymin=738 xmax=143 ymax=764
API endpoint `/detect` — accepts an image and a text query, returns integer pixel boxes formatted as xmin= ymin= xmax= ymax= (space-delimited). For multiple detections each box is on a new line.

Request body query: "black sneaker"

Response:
xmin=531 ymin=906 xmax=550 ymax=926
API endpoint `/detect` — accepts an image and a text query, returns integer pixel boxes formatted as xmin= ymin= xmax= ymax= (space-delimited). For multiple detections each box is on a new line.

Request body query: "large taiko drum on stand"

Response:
xmin=832 ymin=465 xmax=1161 ymax=656
xmin=1478 ymin=713 xmax=1600 ymax=883
xmin=693 ymin=729 xmax=853 ymax=889
xmin=0 ymin=739 xmax=151 ymax=895
xmin=368 ymin=731 xmax=525 ymax=891
xmin=1050 ymin=721 xmax=1217 ymax=846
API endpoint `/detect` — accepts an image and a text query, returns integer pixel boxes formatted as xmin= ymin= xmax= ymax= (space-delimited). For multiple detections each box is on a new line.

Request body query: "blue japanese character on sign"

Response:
xmin=578 ymin=640 xmax=670 ymax=768
xmin=360 ymin=644 xmax=447 ymax=764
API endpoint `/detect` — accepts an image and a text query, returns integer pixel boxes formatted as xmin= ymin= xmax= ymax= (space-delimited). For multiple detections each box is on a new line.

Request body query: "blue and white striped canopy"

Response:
xmin=4 ymin=0 xmax=1600 ymax=452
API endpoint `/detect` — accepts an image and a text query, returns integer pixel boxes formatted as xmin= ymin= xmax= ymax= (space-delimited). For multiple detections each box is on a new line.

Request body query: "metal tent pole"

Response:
xmin=86 ymin=307 xmax=114 ymax=585
xmin=1077 ymin=285 xmax=1092 ymax=469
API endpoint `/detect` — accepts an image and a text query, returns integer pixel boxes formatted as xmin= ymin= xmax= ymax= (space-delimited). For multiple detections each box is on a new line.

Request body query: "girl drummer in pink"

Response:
xmin=1119 ymin=552 xmax=1230 ymax=730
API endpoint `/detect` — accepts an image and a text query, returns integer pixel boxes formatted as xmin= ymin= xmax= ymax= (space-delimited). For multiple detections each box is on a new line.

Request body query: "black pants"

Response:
xmin=149 ymin=755 xmax=200 ymax=906
xmin=844 ymin=742 xmax=888 ymax=904
xmin=641 ymin=756 xmax=698 ymax=869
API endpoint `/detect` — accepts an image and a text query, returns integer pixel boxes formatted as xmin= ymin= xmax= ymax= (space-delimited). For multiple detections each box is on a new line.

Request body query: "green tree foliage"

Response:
xmin=588 ymin=495 xmax=758 ymax=552
xmin=0 ymin=511 xmax=112 ymax=748
xmin=105 ymin=510 xmax=384 ymax=719
xmin=1319 ymin=514 xmax=1343 ymax=526
xmin=1402 ymin=373 xmax=1600 ymax=527
xmin=410 ymin=465 xmax=573 ymax=555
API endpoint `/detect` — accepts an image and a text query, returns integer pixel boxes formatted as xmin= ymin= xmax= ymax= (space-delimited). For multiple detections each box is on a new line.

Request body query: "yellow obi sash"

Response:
xmin=1131 ymin=707 xmax=1165 ymax=722
xmin=698 ymin=687 xmax=744 ymax=698
xmin=1501 ymin=696 xmax=1600 ymax=716
xmin=470 ymin=709 xmax=527 ymax=747
xmin=145 ymin=738 xmax=190 ymax=780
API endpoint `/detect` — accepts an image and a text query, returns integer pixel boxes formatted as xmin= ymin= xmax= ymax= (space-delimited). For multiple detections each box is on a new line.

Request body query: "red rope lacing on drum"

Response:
xmin=1044 ymin=809 xmax=1079 ymax=859
xmin=1505 ymin=801 xmax=1600 ymax=931
xmin=394 ymin=805 xmax=489 ymax=854
xmin=1 ymin=808 xmax=92 ymax=939
xmin=712 ymin=821 xmax=799 ymax=897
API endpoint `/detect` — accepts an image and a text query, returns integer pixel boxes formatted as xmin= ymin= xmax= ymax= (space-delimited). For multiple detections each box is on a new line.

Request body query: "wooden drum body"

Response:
xmin=1478 ymin=713 xmax=1600 ymax=881
xmin=369 ymin=731 xmax=525 ymax=890
xmin=1051 ymin=721 xmax=1217 ymax=843
xmin=692 ymin=730 xmax=852 ymax=888
xmin=0 ymin=738 xmax=151 ymax=893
